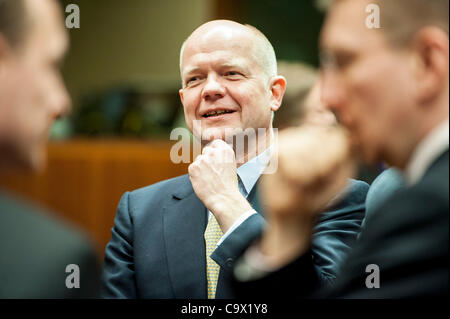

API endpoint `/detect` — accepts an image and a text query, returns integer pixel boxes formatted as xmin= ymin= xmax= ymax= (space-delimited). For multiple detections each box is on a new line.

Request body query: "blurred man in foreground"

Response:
xmin=0 ymin=0 xmax=99 ymax=298
xmin=234 ymin=0 xmax=449 ymax=297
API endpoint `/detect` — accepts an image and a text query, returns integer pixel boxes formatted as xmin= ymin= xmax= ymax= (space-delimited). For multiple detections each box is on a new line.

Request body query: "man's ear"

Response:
xmin=411 ymin=26 xmax=449 ymax=105
xmin=0 ymin=35 xmax=11 ymax=75
xmin=269 ymin=75 xmax=287 ymax=112
xmin=179 ymin=88 xmax=184 ymax=105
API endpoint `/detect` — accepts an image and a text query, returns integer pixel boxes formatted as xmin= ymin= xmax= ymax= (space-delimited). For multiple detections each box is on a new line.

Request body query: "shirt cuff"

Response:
xmin=217 ymin=209 xmax=257 ymax=246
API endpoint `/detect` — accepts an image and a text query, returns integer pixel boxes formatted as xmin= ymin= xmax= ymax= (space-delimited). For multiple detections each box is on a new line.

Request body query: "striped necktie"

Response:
xmin=204 ymin=214 xmax=223 ymax=299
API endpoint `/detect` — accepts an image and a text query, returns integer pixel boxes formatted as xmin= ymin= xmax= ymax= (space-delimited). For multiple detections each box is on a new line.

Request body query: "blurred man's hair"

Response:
xmin=335 ymin=0 xmax=449 ymax=46
xmin=0 ymin=0 xmax=28 ymax=49
xmin=376 ymin=0 xmax=449 ymax=46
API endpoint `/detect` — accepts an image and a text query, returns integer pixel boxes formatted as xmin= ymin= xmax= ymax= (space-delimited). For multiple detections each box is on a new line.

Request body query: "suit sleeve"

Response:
xmin=100 ymin=192 xmax=137 ymax=298
xmin=212 ymin=213 xmax=266 ymax=273
xmin=232 ymin=179 xmax=368 ymax=298
xmin=312 ymin=179 xmax=368 ymax=286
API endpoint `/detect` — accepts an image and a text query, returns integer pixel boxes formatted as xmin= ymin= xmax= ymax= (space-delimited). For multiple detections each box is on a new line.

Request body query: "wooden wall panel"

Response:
xmin=0 ymin=139 xmax=189 ymax=261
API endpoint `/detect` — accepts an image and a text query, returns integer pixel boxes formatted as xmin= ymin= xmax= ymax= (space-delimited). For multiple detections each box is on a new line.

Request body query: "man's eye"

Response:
xmin=186 ymin=77 xmax=200 ymax=85
xmin=335 ymin=55 xmax=354 ymax=68
xmin=319 ymin=51 xmax=336 ymax=69
xmin=224 ymin=71 xmax=242 ymax=78
xmin=320 ymin=51 xmax=354 ymax=70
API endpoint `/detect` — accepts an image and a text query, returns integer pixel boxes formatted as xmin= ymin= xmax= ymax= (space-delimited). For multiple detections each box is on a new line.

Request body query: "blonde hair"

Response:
xmin=333 ymin=0 xmax=449 ymax=47
xmin=0 ymin=0 xmax=28 ymax=49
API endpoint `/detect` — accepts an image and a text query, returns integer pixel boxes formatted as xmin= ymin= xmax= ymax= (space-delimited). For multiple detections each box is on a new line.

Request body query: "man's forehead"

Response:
xmin=24 ymin=0 xmax=68 ymax=54
xmin=181 ymin=28 xmax=257 ymax=74
xmin=182 ymin=52 xmax=252 ymax=76
xmin=201 ymin=25 xmax=243 ymax=43
xmin=185 ymin=26 xmax=254 ymax=55
xmin=189 ymin=21 xmax=253 ymax=42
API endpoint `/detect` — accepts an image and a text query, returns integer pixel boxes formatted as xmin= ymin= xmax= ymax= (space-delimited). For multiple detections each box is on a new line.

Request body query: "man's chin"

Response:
xmin=21 ymin=144 xmax=47 ymax=173
xmin=0 ymin=147 xmax=46 ymax=173
xmin=30 ymin=149 xmax=47 ymax=172
xmin=199 ymin=128 xmax=230 ymax=144
xmin=356 ymin=144 xmax=382 ymax=167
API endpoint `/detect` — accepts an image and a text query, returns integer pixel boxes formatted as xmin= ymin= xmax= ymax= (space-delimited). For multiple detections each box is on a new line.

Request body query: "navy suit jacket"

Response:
xmin=100 ymin=174 xmax=368 ymax=298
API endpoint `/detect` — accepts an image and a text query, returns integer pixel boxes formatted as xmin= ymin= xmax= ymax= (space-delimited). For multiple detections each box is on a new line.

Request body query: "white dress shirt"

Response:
xmin=405 ymin=119 xmax=449 ymax=185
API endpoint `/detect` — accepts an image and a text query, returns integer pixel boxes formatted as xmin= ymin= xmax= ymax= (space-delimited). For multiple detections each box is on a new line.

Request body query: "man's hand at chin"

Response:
xmin=188 ymin=139 xmax=253 ymax=233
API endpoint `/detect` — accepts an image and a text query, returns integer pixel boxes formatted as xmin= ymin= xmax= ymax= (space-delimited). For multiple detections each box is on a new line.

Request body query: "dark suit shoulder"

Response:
xmin=0 ymin=191 xmax=94 ymax=248
xmin=130 ymin=174 xmax=189 ymax=199
xmin=0 ymin=191 xmax=99 ymax=298
xmin=360 ymin=151 xmax=448 ymax=247
xmin=346 ymin=179 xmax=370 ymax=204
xmin=123 ymin=174 xmax=191 ymax=213
xmin=370 ymin=151 xmax=448 ymax=227
xmin=419 ymin=150 xmax=449 ymax=200
xmin=334 ymin=155 xmax=449 ymax=297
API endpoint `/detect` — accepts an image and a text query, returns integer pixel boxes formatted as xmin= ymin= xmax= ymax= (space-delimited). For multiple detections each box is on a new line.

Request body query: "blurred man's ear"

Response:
xmin=412 ymin=26 xmax=449 ymax=104
xmin=0 ymin=34 xmax=14 ymax=75
xmin=270 ymin=75 xmax=287 ymax=112
xmin=0 ymin=35 xmax=8 ymax=66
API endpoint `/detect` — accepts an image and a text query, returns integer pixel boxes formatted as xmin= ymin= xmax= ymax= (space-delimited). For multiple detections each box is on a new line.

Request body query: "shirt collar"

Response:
xmin=405 ymin=119 xmax=449 ymax=185
xmin=237 ymin=144 xmax=273 ymax=196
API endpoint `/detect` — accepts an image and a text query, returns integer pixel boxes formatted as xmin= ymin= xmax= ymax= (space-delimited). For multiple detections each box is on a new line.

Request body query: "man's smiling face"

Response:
xmin=179 ymin=22 xmax=278 ymax=145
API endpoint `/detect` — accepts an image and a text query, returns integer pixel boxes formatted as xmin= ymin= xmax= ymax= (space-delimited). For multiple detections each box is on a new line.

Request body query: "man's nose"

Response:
xmin=320 ymin=70 xmax=345 ymax=115
xmin=201 ymin=75 xmax=225 ymax=101
xmin=51 ymin=83 xmax=72 ymax=120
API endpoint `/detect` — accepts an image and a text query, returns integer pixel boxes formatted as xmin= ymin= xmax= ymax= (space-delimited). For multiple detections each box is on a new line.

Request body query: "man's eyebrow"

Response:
xmin=182 ymin=66 xmax=201 ymax=77
xmin=182 ymin=61 xmax=250 ymax=79
xmin=219 ymin=63 xmax=251 ymax=76
xmin=221 ymin=62 xmax=243 ymax=69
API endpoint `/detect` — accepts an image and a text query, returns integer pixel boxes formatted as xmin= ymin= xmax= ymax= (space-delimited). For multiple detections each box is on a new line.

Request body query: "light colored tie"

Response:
xmin=204 ymin=175 xmax=246 ymax=299
xmin=204 ymin=214 xmax=223 ymax=299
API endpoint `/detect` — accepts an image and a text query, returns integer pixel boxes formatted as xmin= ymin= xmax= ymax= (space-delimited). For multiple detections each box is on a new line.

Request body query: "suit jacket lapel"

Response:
xmin=163 ymin=176 xmax=207 ymax=298
xmin=163 ymin=176 xmax=265 ymax=298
